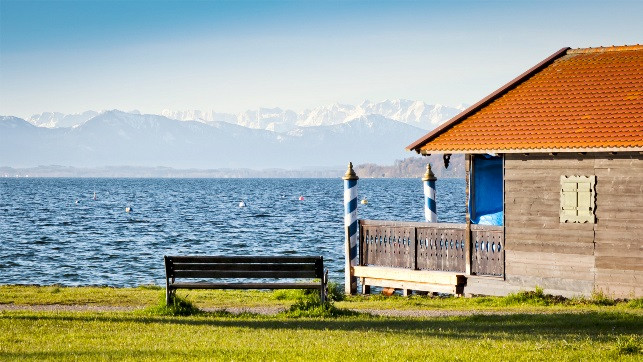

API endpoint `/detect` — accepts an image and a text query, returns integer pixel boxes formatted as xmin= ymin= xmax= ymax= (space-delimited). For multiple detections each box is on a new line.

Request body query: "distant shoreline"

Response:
xmin=0 ymin=156 xmax=466 ymax=179
xmin=0 ymin=166 xmax=346 ymax=179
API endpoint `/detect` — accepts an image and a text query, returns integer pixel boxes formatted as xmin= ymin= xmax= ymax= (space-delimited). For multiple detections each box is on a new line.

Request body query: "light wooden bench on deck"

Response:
xmin=353 ymin=266 xmax=466 ymax=296
xmin=164 ymin=255 xmax=328 ymax=305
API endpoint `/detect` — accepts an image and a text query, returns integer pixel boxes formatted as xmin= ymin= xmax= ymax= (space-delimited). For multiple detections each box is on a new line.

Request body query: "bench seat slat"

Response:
xmin=171 ymin=263 xmax=317 ymax=272
xmin=170 ymin=282 xmax=322 ymax=290
xmin=167 ymin=256 xmax=321 ymax=264
xmin=172 ymin=270 xmax=319 ymax=279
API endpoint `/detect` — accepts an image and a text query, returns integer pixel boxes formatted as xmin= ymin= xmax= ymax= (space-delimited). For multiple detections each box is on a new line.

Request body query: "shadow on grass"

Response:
xmin=5 ymin=311 xmax=642 ymax=342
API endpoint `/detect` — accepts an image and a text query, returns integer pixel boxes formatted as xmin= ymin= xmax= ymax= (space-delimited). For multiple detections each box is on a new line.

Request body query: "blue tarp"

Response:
xmin=470 ymin=155 xmax=503 ymax=226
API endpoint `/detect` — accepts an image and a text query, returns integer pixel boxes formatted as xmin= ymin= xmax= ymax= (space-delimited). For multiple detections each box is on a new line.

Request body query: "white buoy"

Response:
xmin=239 ymin=200 xmax=246 ymax=208
xmin=75 ymin=200 xmax=80 ymax=204
xmin=125 ymin=206 xmax=132 ymax=213
xmin=361 ymin=198 xmax=368 ymax=205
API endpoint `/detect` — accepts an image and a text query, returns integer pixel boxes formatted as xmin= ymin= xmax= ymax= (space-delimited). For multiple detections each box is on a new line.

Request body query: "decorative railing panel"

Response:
xmin=416 ymin=226 xmax=466 ymax=273
xmin=361 ymin=224 xmax=415 ymax=269
xmin=471 ymin=225 xmax=504 ymax=276
xmin=359 ymin=220 xmax=504 ymax=276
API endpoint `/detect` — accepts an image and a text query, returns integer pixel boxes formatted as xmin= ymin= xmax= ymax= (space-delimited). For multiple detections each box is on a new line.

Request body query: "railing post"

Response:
xmin=412 ymin=226 xmax=417 ymax=270
xmin=422 ymin=164 xmax=438 ymax=223
xmin=343 ymin=162 xmax=359 ymax=295
xmin=465 ymin=154 xmax=472 ymax=275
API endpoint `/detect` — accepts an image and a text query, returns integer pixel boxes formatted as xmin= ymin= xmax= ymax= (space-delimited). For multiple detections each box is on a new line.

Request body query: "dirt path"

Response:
xmin=0 ymin=304 xmax=287 ymax=314
xmin=0 ymin=304 xmax=139 ymax=312
xmin=0 ymin=304 xmax=564 ymax=317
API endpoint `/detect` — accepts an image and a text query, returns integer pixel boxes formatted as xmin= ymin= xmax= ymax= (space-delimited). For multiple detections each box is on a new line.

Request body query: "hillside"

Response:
xmin=355 ymin=155 xmax=465 ymax=178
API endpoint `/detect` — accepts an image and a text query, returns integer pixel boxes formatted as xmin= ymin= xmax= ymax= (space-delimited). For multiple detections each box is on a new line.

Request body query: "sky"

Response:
xmin=1 ymin=0 xmax=642 ymax=119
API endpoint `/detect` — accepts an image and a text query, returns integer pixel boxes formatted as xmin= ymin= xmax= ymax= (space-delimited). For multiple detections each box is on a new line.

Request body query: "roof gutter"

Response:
xmin=406 ymin=147 xmax=643 ymax=155
xmin=406 ymin=47 xmax=571 ymax=153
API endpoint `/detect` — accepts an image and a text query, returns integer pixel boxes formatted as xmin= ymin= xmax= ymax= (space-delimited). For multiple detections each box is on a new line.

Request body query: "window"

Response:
xmin=560 ymin=175 xmax=596 ymax=223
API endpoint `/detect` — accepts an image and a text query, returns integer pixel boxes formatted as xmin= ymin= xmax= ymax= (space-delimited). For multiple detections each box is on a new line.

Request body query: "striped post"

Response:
xmin=422 ymin=163 xmax=437 ymax=223
xmin=343 ymin=162 xmax=359 ymax=295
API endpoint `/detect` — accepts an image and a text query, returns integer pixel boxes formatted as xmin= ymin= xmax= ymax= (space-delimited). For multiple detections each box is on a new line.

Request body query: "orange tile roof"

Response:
xmin=408 ymin=45 xmax=643 ymax=153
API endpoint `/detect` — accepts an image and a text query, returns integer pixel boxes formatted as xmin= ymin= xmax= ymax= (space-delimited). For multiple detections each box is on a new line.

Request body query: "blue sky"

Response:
xmin=1 ymin=0 xmax=642 ymax=118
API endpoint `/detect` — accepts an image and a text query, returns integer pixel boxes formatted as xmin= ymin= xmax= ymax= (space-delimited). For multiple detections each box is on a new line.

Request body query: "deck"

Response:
xmin=352 ymin=220 xmax=504 ymax=295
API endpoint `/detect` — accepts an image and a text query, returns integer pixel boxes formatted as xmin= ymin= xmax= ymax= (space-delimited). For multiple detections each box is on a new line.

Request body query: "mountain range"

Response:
xmin=2 ymin=100 xmax=465 ymax=170
xmin=27 ymin=99 xmax=464 ymax=132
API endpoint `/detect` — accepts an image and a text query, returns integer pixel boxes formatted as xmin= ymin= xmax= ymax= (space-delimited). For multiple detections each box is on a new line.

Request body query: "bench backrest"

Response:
xmin=164 ymin=256 xmax=324 ymax=280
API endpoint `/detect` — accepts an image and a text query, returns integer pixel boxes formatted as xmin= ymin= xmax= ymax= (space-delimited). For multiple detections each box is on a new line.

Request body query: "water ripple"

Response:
xmin=0 ymin=178 xmax=465 ymax=287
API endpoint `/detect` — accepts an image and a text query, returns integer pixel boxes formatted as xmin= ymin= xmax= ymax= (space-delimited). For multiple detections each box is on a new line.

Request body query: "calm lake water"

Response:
xmin=0 ymin=178 xmax=465 ymax=287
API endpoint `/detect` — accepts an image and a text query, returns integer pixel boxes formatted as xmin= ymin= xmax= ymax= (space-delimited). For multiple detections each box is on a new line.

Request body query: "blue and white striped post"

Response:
xmin=343 ymin=162 xmax=359 ymax=294
xmin=422 ymin=164 xmax=437 ymax=223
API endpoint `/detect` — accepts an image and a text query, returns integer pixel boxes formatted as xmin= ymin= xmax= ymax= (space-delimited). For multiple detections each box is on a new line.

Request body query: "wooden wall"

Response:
xmin=503 ymin=152 xmax=642 ymax=298
xmin=593 ymin=155 xmax=643 ymax=298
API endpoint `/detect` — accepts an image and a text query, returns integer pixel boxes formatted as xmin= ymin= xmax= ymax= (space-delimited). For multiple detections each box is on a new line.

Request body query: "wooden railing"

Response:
xmin=417 ymin=224 xmax=467 ymax=273
xmin=359 ymin=220 xmax=504 ymax=277
xmin=471 ymin=225 xmax=504 ymax=276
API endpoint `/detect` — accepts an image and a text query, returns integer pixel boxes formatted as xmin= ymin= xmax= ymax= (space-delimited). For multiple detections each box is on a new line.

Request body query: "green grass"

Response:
xmin=336 ymin=288 xmax=643 ymax=312
xmin=0 ymin=285 xmax=293 ymax=308
xmin=2 ymin=285 xmax=641 ymax=313
xmin=141 ymin=293 xmax=204 ymax=317
xmin=1 ymin=285 xmax=642 ymax=360
xmin=1 ymin=310 xmax=641 ymax=360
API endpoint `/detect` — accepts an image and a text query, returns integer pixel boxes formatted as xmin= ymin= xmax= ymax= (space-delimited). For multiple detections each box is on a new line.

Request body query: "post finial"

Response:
xmin=422 ymin=163 xmax=437 ymax=181
xmin=342 ymin=162 xmax=359 ymax=180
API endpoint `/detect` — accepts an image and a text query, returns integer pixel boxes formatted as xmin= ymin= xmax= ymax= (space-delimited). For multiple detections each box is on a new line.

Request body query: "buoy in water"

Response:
xmin=75 ymin=200 xmax=80 ymax=204
xmin=125 ymin=206 xmax=132 ymax=213
xmin=239 ymin=200 xmax=246 ymax=208
xmin=361 ymin=198 xmax=368 ymax=205
xmin=298 ymin=196 xmax=305 ymax=201
xmin=93 ymin=192 xmax=97 ymax=200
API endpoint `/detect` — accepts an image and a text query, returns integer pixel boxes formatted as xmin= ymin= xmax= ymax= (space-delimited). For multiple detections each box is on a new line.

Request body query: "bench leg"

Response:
xmin=320 ymin=269 xmax=328 ymax=305
xmin=166 ymin=285 xmax=174 ymax=306
xmin=166 ymin=288 xmax=171 ymax=306
xmin=360 ymin=278 xmax=370 ymax=295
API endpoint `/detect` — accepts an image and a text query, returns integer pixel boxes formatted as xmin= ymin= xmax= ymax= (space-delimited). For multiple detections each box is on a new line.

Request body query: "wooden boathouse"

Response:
xmin=347 ymin=45 xmax=642 ymax=299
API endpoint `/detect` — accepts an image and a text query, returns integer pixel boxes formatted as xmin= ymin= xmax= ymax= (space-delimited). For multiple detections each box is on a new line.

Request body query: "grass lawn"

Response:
xmin=1 ymin=285 xmax=642 ymax=361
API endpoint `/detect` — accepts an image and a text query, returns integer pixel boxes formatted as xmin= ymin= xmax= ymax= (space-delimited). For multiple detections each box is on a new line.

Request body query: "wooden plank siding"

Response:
xmin=503 ymin=152 xmax=643 ymax=298
xmin=593 ymin=153 xmax=643 ymax=298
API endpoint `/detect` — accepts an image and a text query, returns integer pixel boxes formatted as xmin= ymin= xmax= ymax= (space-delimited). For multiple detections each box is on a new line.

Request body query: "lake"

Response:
xmin=0 ymin=178 xmax=465 ymax=287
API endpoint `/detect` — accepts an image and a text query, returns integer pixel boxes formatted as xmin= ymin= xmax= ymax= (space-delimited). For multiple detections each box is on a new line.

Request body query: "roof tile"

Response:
xmin=412 ymin=45 xmax=643 ymax=153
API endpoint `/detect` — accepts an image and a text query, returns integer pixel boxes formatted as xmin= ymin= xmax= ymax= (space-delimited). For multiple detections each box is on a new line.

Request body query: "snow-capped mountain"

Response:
xmin=28 ymin=111 xmax=99 ymax=128
xmin=296 ymin=99 xmax=464 ymax=130
xmin=25 ymin=99 xmax=463 ymax=132
xmin=7 ymin=100 xmax=465 ymax=169
xmin=160 ymin=99 xmax=465 ymax=131
xmin=1 ymin=111 xmax=426 ymax=169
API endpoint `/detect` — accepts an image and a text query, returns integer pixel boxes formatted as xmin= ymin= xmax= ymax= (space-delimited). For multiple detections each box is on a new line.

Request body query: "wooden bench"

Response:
xmin=164 ymin=255 xmax=328 ymax=306
xmin=352 ymin=265 xmax=466 ymax=296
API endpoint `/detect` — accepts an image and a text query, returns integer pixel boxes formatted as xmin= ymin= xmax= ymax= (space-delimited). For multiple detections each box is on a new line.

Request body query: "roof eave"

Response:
xmin=415 ymin=147 xmax=643 ymax=155
xmin=406 ymin=47 xmax=571 ymax=153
